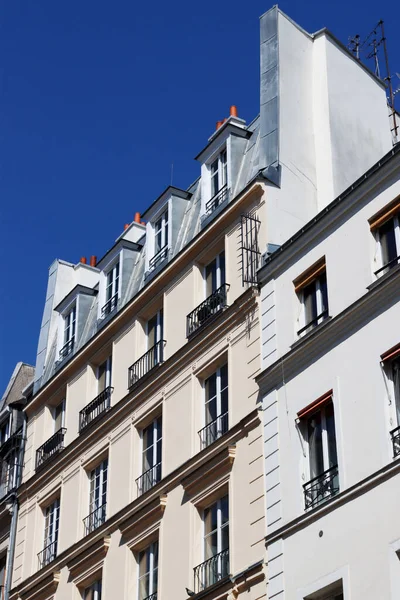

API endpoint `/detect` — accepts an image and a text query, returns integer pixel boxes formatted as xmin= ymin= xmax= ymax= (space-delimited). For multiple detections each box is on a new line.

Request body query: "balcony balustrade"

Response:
xmin=198 ymin=413 xmax=228 ymax=449
xmin=204 ymin=185 xmax=228 ymax=220
xmin=36 ymin=428 xmax=66 ymax=470
xmin=128 ymin=341 xmax=166 ymax=388
xmin=58 ymin=339 xmax=74 ymax=362
xmin=149 ymin=245 xmax=169 ymax=272
xmin=79 ymin=387 xmax=113 ymax=432
xmin=136 ymin=462 xmax=162 ymax=496
xmin=187 ymin=284 xmax=230 ymax=337
xmin=391 ymin=425 xmax=400 ymax=457
xmin=101 ymin=293 xmax=119 ymax=318
xmin=193 ymin=548 xmax=229 ymax=593
xmin=83 ymin=503 xmax=107 ymax=535
xmin=303 ymin=465 xmax=339 ymax=509
xmin=297 ymin=309 xmax=329 ymax=337
xmin=38 ymin=540 xmax=57 ymax=569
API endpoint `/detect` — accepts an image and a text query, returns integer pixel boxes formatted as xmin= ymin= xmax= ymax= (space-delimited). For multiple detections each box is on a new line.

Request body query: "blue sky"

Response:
xmin=1 ymin=0 xmax=399 ymax=394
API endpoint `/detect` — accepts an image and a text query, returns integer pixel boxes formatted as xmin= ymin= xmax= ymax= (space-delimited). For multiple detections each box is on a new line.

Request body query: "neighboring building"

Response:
xmin=258 ymin=138 xmax=400 ymax=598
xmin=6 ymin=5 xmax=397 ymax=600
xmin=0 ymin=363 xmax=34 ymax=597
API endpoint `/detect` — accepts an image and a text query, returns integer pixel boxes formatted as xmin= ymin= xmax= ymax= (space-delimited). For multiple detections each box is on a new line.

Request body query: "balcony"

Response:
xmin=149 ymin=244 xmax=169 ymax=272
xmin=303 ymin=465 xmax=339 ymax=510
xmin=187 ymin=284 xmax=230 ymax=337
xmin=36 ymin=428 xmax=66 ymax=470
xmin=58 ymin=339 xmax=74 ymax=362
xmin=83 ymin=503 xmax=107 ymax=535
xmin=79 ymin=387 xmax=113 ymax=432
xmin=136 ymin=462 xmax=162 ymax=496
xmin=38 ymin=540 xmax=57 ymax=569
xmin=128 ymin=341 xmax=166 ymax=388
xmin=374 ymin=254 xmax=400 ymax=277
xmin=204 ymin=185 xmax=228 ymax=221
xmin=142 ymin=594 xmax=157 ymax=600
xmin=193 ymin=548 xmax=229 ymax=593
xmin=101 ymin=293 xmax=119 ymax=319
xmin=297 ymin=309 xmax=329 ymax=337
xmin=0 ymin=427 xmax=23 ymax=457
xmin=391 ymin=425 xmax=400 ymax=457
xmin=199 ymin=413 xmax=228 ymax=449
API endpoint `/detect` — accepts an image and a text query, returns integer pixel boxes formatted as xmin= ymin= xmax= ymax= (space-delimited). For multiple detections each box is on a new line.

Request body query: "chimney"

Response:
xmin=230 ymin=105 xmax=238 ymax=117
xmin=134 ymin=212 xmax=141 ymax=224
xmin=90 ymin=255 xmax=97 ymax=267
xmin=124 ymin=223 xmax=130 ymax=230
xmin=80 ymin=257 xmax=87 ymax=264
xmin=216 ymin=120 xmax=223 ymax=130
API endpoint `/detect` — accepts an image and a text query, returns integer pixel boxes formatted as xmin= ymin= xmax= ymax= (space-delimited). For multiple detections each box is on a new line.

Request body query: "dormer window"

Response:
xmin=153 ymin=208 xmax=169 ymax=265
xmin=102 ymin=261 xmax=120 ymax=318
xmin=211 ymin=150 xmax=227 ymax=198
xmin=60 ymin=304 xmax=76 ymax=360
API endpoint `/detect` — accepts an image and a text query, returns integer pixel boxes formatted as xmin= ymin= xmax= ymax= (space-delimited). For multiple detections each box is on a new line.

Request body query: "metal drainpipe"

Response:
xmin=4 ymin=411 xmax=27 ymax=600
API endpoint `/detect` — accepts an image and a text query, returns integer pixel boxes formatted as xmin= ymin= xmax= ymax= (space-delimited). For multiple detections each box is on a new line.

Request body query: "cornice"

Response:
xmin=11 ymin=570 xmax=60 ymax=600
xmin=181 ymin=445 xmax=236 ymax=503
xmin=257 ymin=266 xmax=400 ymax=391
xmin=67 ymin=535 xmax=110 ymax=586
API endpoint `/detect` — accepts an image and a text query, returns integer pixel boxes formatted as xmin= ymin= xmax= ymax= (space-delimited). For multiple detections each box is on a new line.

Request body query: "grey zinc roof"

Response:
xmin=35 ymin=114 xmax=265 ymax=392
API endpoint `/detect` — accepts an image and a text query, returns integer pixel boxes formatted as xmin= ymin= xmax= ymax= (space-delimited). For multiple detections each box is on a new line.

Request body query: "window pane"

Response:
xmin=380 ymin=218 xmax=397 ymax=266
xmin=220 ymin=523 xmax=229 ymax=551
xmin=325 ymin=402 xmax=338 ymax=467
xmin=308 ymin=412 xmax=324 ymax=478
xmin=319 ymin=272 xmax=328 ymax=313
xmin=220 ymin=495 xmax=229 ymax=525
xmin=147 ymin=316 xmax=157 ymax=348
xmin=393 ymin=359 xmax=400 ymax=425
xmin=54 ymin=401 xmax=64 ymax=431
xmin=219 ymin=252 xmax=226 ymax=287
xmin=206 ymin=260 xmax=217 ymax=296
xmin=204 ymin=531 xmax=218 ymax=559
xmin=303 ymin=282 xmax=318 ymax=325
xmin=204 ymin=504 xmax=218 ymax=535
xmin=98 ymin=361 xmax=107 ymax=392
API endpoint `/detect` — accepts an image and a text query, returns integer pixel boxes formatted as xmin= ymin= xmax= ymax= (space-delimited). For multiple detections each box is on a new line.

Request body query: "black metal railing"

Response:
xmin=58 ymin=339 xmax=74 ymax=362
xmin=297 ymin=309 xmax=329 ymax=337
xmin=101 ymin=293 xmax=119 ymax=318
xmin=391 ymin=425 xmax=400 ymax=457
xmin=193 ymin=548 xmax=229 ymax=593
xmin=79 ymin=387 xmax=113 ymax=432
xmin=303 ymin=465 xmax=339 ymax=510
xmin=199 ymin=413 xmax=228 ymax=449
xmin=204 ymin=185 xmax=228 ymax=219
xmin=149 ymin=244 xmax=169 ymax=271
xmin=136 ymin=462 xmax=162 ymax=496
xmin=142 ymin=594 xmax=157 ymax=600
xmin=38 ymin=540 xmax=58 ymax=569
xmin=36 ymin=428 xmax=67 ymax=470
xmin=187 ymin=284 xmax=230 ymax=337
xmin=374 ymin=254 xmax=400 ymax=277
xmin=0 ymin=427 xmax=23 ymax=456
xmin=128 ymin=341 xmax=166 ymax=388
xmin=83 ymin=502 xmax=107 ymax=535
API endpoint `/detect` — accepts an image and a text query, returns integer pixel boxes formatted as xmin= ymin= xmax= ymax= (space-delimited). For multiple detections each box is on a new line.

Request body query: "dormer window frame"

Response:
xmin=146 ymin=199 xmax=171 ymax=274
xmin=99 ymin=253 xmax=121 ymax=320
xmin=202 ymin=142 xmax=230 ymax=220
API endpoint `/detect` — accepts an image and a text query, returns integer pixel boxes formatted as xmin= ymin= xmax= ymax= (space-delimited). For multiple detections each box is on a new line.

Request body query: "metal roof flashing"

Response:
xmin=195 ymin=121 xmax=252 ymax=163
xmin=141 ymin=186 xmax=192 ymax=221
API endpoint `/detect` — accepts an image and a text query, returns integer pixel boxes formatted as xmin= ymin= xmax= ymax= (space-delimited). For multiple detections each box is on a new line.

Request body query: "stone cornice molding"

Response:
xmin=11 ymin=571 xmax=60 ymax=600
xmin=119 ymin=494 xmax=167 ymax=550
xmin=182 ymin=446 xmax=236 ymax=505
xmin=66 ymin=536 xmax=111 ymax=587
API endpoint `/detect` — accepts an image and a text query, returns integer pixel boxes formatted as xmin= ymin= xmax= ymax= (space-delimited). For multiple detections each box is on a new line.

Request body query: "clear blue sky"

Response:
xmin=1 ymin=0 xmax=399 ymax=394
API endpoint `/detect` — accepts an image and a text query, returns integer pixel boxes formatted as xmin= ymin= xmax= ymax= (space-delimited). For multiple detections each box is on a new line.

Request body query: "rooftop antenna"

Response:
xmin=350 ymin=20 xmax=398 ymax=143
xmin=170 ymin=163 xmax=174 ymax=186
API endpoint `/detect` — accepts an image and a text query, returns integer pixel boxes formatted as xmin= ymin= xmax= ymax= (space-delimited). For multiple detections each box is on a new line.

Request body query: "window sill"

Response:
xmin=291 ymin=316 xmax=332 ymax=350
xmin=144 ymin=255 xmax=169 ymax=282
xmin=200 ymin=196 xmax=229 ymax=229
xmin=367 ymin=261 xmax=400 ymax=291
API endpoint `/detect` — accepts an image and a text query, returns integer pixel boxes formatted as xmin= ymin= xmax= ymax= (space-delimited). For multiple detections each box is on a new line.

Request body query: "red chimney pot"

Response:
xmin=90 ymin=255 xmax=97 ymax=267
xmin=134 ymin=212 xmax=141 ymax=224
xmin=124 ymin=223 xmax=130 ymax=230
xmin=230 ymin=105 xmax=238 ymax=117
xmin=80 ymin=257 xmax=87 ymax=264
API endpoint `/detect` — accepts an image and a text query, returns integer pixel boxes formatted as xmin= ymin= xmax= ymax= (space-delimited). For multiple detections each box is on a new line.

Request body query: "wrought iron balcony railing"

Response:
xmin=142 ymin=594 xmax=157 ymax=600
xmin=0 ymin=427 xmax=23 ymax=457
xmin=193 ymin=548 xmax=229 ymax=593
xmin=58 ymin=338 xmax=74 ymax=362
xmin=36 ymin=428 xmax=67 ymax=470
xmin=297 ymin=309 xmax=329 ymax=337
xmin=128 ymin=341 xmax=166 ymax=388
xmin=199 ymin=413 xmax=228 ymax=449
xmin=38 ymin=540 xmax=58 ymax=569
xmin=136 ymin=462 xmax=162 ymax=496
xmin=204 ymin=185 xmax=228 ymax=219
xmin=187 ymin=284 xmax=230 ymax=337
xmin=101 ymin=293 xmax=119 ymax=318
xmin=303 ymin=465 xmax=339 ymax=510
xmin=83 ymin=502 xmax=107 ymax=535
xmin=149 ymin=244 xmax=169 ymax=272
xmin=390 ymin=425 xmax=400 ymax=457
xmin=374 ymin=254 xmax=400 ymax=277
xmin=79 ymin=387 xmax=113 ymax=432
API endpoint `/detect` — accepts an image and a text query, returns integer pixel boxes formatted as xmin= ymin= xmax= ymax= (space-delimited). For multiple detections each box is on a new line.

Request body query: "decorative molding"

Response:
xmin=182 ymin=446 xmax=236 ymax=505
xmin=119 ymin=494 xmax=167 ymax=550
xmin=67 ymin=536 xmax=111 ymax=587
xmin=12 ymin=571 xmax=61 ymax=600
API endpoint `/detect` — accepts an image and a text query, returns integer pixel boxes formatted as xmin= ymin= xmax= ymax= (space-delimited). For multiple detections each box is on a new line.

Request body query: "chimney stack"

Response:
xmin=90 ymin=255 xmax=97 ymax=267
xmin=80 ymin=257 xmax=87 ymax=264
xmin=230 ymin=105 xmax=238 ymax=117
xmin=134 ymin=212 xmax=141 ymax=224
xmin=124 ymin=223 xmax=130 ymax=230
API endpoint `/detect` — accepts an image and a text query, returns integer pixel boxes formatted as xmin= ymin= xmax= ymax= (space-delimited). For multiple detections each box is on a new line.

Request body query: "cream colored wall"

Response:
xmin=112 ymin=319 xmax=136 ymax=403
xmin=164 ymin=266 xmax=195 ymax=356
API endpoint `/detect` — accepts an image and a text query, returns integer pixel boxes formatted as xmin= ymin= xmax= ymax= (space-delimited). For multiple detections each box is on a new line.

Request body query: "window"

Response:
xmin=200 ymin=364 xmax=228 ymax=448
xmin=53 ymin=399 xmax=65 ymax=433
xmin=383 ymin=351 xmax=400 ymax=457
xmin=205 ymin=252 xmax=226 ymax=298
xmin=98 ymin=357 xmax=112 ymax=393
xmin=137 ymin=417 xmax=162 ymax=495
xmin=146 ymin=311 xmax=164 ymax=368
xmin=0 ymin=417 xmax=10 ymax=447
xmin=294 ymin=259 xmax=329 ymax=336
xmin=194 ymin=495 xmax=229 ymax=592
xmin=59 ymin=304 xmax=76 ymax=360
xmin=1 ymin=447 xmax=19 ymax=496
xmin=370 ymin=196 xmax=400 ymax=277
xmin=154 ymin=209 xmax=169 ymax=255
xmin=0 ymin=554 xmax=6 ymax=594
xmin=39 ymin=498 xmax=60 ymax=567
xmin=85 ymin=459 xmax=108 ymax=534
xmin=138 ymin=541 xmax=158 ymax=600
xmin=210 ymin=150 xmax=227 ymax=198
xmin=102 ymin=261 xmax=120 ymax=317
xmin=305 ymin=583 xmax=343 ymax=600
xmin=84 ymin=580 xmax=102 ymax=600
xmin=300 ymin=397 xmax=339 ymax=510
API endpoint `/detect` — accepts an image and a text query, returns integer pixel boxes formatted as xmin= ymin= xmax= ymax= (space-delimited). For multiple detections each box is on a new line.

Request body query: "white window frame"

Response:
xmin=147 ymin=310 xmax=163 ymax=350
xmin=44 ymin=498 xmax=60 ymax=553
xmin=305 ymin=402 xmax=337 ymax=482
xmin=202 ymin=364 xmax=228 ymax=447
xmin=209 ymin=148 xmax=227 ymax=199
xmin=138 ymin=541 xmax=159 ymax=600
xmin=299 ymin=273 xmax=328 ymax=335
xmin=84 ymin=579 xmax=102 ymax=600
xmin=105 ymin=260 xmax=120 ymax=303
xmin=63 ymin=304 xmax=76 ymax=346
xmin=203 ymin=495 xmax=229 ymax=561
xmin=97 ymin=356 xmax=112 ymax=393
xmin=154 ymin=208 xmax=169 ymax=255
xmin=53 ymin=399 xmax=65 ymax=433
xmin=376 ymin=214 xmax=400 ymax=273
xmin=141 ymin=417 xmax=162 ymax=476
xmin=89 ymin=459 xmax=108 ymax=514
xmin=0 ymin=415 xmax=11 ymax=446
xmin=204 ymin=252 xmax=225 ymax=297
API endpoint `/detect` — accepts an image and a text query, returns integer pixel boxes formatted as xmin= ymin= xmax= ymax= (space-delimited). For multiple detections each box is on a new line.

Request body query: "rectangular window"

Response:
xmin=205 ymin=252 xmax=225 ymax=297
xmin=64 ymin=305 xmax=76 ymax=345
xmin=294 ymin=259 xmax=329 ymax=336
xmin=201 ymin=364 xmax=228 ymax=448
xmin=85 ymin=459 xmax=108 ymax=534
xmin=302 ymin=400 xmax=339 ymax=509
xmin=53 ymin=399 xmax=65 ymax=433
xmin=0 ymin=417 xmax=10 ymax=446
xmin=154 ymin=209 xmax=169 ymax=254
xmin=138 ymin=541 xmax=158 ymax=600
xmin=0 ymin=554 xmax=6 ymax=592
xmin=102 ymin=261 xmax=120 ymax=317
xmin=84 ymin=580 xmax=102 ymax=600
xmin=369 ymin=196 xmax=400 ymax=276
xmin=210 ymin=150 xmax=227 ymax=198
xmin=145 ymin=311 xmax=164 ymax=369
xmin=195 ymin=495 xmax=229 ymax=591
xmin=41 ymin=498 xmax=60 ymax=566
xmin=138 ymin=417 xmax=162 ymax=495
xmin=97 ymin=357 xmax=112 ymax=393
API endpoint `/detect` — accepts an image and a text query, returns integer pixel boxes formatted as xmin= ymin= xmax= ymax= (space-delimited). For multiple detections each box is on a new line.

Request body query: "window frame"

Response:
xmin=201 ymin=364 xmax=228 ymax=448
xmin=138 ymin=540 xmax=159 ymax=600
xmin=375 ymin=214 xmax=400 ymax=275
xmin=306 ymin=401 xmax=338 ymax=481
xmin=141 ymin=417 xmax=162 ymax=476
xmin=63 ymin=303 xmax=77 ymax=346
xmin=53 ymin=399 xmax=66 ymax=433
xmin=43 ymin=498 xmax=60 ymax=556
xmin=204 ymin=251 xmax=226 ymax=298
xmin=97 ymin=356 xmax=112 ymax=393
xmin=154 ymin=208 xmax=169 ymax=256
xmin=84 ymin=579 xmax=102 ymax=600
xmin=203 ymin=494 xmax=229 ymax=562
xmin=89 ymin=458 xmax=108 ymax=515
xmin=105 ymin=260 xmax=120 ymax=304
xmin=209 ymin=148 xmax=228 ymax=199
xmin=146 ymin=310 xmax=164 ymax=351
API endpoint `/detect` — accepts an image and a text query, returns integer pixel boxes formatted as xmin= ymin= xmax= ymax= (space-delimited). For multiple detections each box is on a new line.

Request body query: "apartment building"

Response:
xmin=0 ymin=363 xmax=34 ymax=598
xmin=7 ymin=5 xmax=397 ymax=600
xmin=258 ymin=138 xmax=400 ymax=598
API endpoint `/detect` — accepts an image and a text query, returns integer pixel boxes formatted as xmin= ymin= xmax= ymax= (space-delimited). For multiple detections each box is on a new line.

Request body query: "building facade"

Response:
xmin=6 ymin=5 xmax=399 ymax=600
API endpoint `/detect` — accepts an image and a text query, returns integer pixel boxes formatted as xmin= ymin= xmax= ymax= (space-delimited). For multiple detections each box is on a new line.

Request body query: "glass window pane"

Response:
xmin=206 ymin=260 xmax=217 ymax=296
xmin=308 ymin=412 xmax=324 ymax=478
xmin=220 ymin=495 xmax=229 ymax=524
xmin=205 ymin=373 xmax=217 ymax=402
xmin=303 ymin=281 xmax=318 ymax=325
xmin=204 ymin=531 xmax=218 ymax=559
xmin=380 ymin=218 xmax=397 ymax=265
xmin=325 ymin=402 xmax=338 ymax=467
xmin=319 ymin=272 xmax=328 ymax=313
xmin=219 ymin=252 xmax=226 ymax=287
